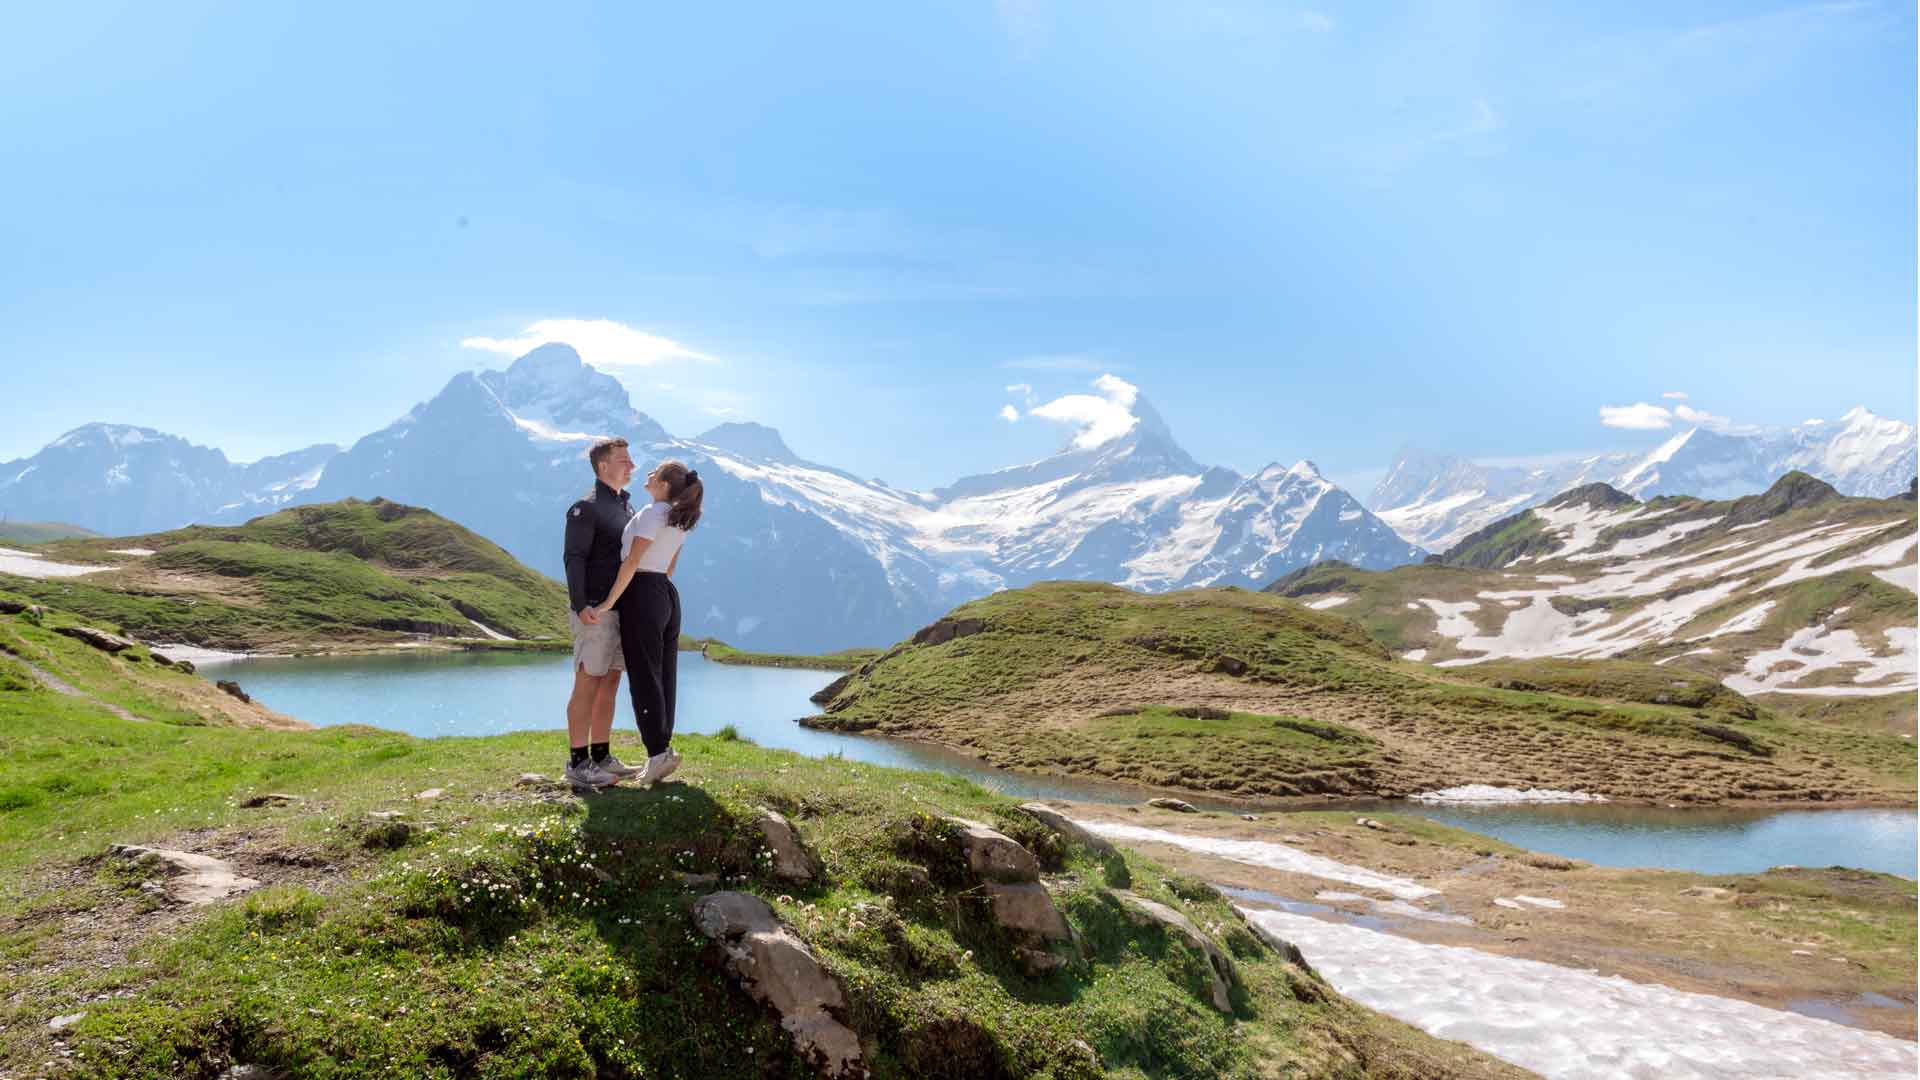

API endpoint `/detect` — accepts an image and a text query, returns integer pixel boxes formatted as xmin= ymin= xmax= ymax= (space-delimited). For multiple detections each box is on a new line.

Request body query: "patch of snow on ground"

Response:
xmin=1565 ymin=515 xmax=1723 ymax=563
xmin=1410 ymin=785 xmax=1607 ymax=805
xmin=1655 ymin=647 xmax=1714 ymax=667
xmin=150 ymin=644 xmax=259 ymax=665
xmin=466 ymin=619 xmax=513 ymax=641
xmin=107 ymin=548 xmax=156 ymax=556
xmin=1513 ymin=896 xmax=1564 ymax=909
xmin=1530 ymin=501 xmax=1644 ymax=559
xmin=1305 ymin=595 xmax=1349 ymax=609
xmin=1874 ymin=563 xmax=1917 ymax=593
xmin=1240 ymin=906 xmax=1918 ymax=1079
xmin=1765 ymin=532 xmax=1917 ymax=592
xmin=1531 ymin=574 xmax=1576 ymax=583
xmin=1401 ymin=649 xmax=1427 ymax=662
xmin=1723 ymin=620 xmax=1918 ymax=697
xmin=1418 ymin=598 xmax=1481 ymax=639
xmin=1075 ymin=820 xmax=1438 ymax=900
xmin=1707 ymin=601 xmax=1774 ymax=638
xmin=0 ymin=547 xmax=110 ymax=578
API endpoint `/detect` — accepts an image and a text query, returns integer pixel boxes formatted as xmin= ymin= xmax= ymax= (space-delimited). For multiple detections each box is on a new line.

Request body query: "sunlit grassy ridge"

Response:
xmin=807 ymin=582 xmax=1915 ymax=804
xmin=4 ymin=498 xmax=567 ymax=649
xmin=0 ymin=601 xmax=1521 ymax=1079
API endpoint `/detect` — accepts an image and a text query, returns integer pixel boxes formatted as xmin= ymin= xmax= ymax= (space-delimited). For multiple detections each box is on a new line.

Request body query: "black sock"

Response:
xmin=569 ymin=746 xmax=590 ymax=767
xmin=590 ymin=741 xmax=610 ymax=763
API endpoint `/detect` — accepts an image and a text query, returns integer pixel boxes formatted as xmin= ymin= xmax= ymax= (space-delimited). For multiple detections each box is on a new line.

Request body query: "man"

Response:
xmin=561 ymin=436 xmax=641 ymax=787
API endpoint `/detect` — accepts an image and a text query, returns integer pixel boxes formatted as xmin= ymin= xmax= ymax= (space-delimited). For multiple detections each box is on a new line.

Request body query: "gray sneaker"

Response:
xmin=564 ymin=760 xmax=617 ymax=788
xmin=597 ymin=754 xmax=641 ymax=778
xmin=656 ymin=748 xmax=682 ymax=782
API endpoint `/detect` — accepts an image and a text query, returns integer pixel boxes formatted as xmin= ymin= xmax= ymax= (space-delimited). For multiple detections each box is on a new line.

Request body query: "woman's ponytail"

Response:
xmin=657 ymin=460 xmax=704 ymax=530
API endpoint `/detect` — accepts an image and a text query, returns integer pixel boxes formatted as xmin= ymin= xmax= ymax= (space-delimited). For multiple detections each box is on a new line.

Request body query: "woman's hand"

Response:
xmin=591 ymin=603 xmax=613 ymax=620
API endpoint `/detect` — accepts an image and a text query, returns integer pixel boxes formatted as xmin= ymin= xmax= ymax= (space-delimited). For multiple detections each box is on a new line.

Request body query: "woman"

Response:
xmin=591 ymin=459 xmax=703 ymax=784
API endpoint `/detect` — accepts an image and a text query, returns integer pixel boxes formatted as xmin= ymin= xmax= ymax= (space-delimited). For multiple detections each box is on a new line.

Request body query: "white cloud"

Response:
xmin=1030 ymin=374 xmax=1141 ymax=450
xmin=1673 ymin=403 xmax=1729 ymax=427
xmin=998 ymin=404 xmax=1021 ymax=424
xmin=1598 ymin=402 xmax=1675 ymax=430
xmin=461 ymin=318 xmax=716 ymax=368
xmin=1661 ymin=390 xmax=1689 ymax=400
xmin=1004 ymin=383 xmax=1033 ymax=397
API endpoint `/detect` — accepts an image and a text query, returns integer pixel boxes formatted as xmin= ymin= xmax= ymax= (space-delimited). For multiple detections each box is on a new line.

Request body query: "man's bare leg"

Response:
xmin=566 ymin=664 xmax=604 ymax=752
xmin=590 ymin=670 xmax=622 ymax=746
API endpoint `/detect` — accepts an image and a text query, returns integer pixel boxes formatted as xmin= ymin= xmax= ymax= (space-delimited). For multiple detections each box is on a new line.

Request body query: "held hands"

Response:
xmin=578 ymin=606 xmax=601 ymax=625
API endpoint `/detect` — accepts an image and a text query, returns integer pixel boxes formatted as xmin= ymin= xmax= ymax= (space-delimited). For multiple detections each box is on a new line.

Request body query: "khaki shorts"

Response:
xmin=569 ymin=609 xmax=624 ymax=676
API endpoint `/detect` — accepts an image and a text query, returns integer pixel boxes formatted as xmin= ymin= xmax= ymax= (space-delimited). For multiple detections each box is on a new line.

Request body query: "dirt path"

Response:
xmin=1052 ymin=801 xmax=1917 ymax=1043
xmin=12 ymin=652 xmax=143 ymax=722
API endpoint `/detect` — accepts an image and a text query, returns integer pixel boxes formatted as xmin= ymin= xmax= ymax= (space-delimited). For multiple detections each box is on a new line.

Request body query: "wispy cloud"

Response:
xmin=462 ymin=318 xmax=716 ymax=368
xmin=1661 ymin=390 xmax=1689 ymax=400
xmin=1599 ymin=402 xmax=1675 ymax=430
xmin=1030 ymin=374 xmax=1141 ymax=450
xmin=1002 ymin=353 xmax=1109 ymax=372
xmin=998 ymin=404 xmax=1021 ymax=423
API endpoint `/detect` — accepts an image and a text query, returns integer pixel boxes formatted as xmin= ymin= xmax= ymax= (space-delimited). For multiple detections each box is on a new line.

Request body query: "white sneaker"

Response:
xmin=564 ymin=760 xmax=617 ymax=788
xmin=637 ymin=752 xmax=673 ymax=785
xmin=597 ymin=754 xmax=641 ymax=778
xmin=656 ymin=748 xmax=682 ymax=782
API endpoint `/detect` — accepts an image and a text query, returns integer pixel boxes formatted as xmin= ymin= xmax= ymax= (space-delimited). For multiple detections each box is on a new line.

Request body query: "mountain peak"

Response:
xmin=1724 ymin=470 xmax=1840 ymax=528
xmin=505 ymin=342 xmax=585 ymax=379
xmin=695 ymin=422 xmax=797 ymax=463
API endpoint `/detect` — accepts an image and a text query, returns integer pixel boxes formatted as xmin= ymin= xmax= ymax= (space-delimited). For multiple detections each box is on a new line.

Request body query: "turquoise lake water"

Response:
xmin=204 ymin=650 xmax=1917 ymax=879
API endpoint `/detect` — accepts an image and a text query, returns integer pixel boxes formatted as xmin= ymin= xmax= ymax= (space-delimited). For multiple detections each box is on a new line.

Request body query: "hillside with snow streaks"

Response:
xmin=1270 ymin=473 xmax=1918 ymax=697
xmin=1372 ymin=409 xmax=1917 ymax=550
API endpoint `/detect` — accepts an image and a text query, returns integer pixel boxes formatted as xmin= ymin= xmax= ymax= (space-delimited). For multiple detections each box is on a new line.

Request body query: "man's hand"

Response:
xmin=577 ymin=607 xmax=600 ymax=625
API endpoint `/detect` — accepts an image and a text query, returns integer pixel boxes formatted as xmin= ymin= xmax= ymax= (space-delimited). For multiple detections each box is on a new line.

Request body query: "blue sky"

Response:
xmin=2 ymin=2 xmax=1913 ymax=494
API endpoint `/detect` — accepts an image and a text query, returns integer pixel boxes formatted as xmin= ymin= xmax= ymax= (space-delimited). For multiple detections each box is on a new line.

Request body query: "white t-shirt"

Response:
xmin=620 ymin=500 xmax=688 ymax=573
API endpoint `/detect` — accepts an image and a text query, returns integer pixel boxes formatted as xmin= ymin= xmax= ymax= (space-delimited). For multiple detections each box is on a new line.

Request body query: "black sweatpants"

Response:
xmin=618 ymin=573 xmax=681 ymax=757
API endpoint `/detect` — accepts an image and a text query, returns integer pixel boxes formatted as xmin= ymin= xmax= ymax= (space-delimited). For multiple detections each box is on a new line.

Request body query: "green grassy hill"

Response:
xmin=806 ymin=582 xmax=1915 ymax=805
xmin=1 ymin=499 xmax=567 ymax=650
xmin=0 ymin=598 xmax=1521 ymax=1080
xmin=0 ymin=520 xmax=99 ymax=545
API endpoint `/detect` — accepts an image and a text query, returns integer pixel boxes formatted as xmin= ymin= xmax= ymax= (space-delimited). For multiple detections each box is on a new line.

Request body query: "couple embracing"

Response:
xmin=560 ymin=436 xmax=704 ymax=788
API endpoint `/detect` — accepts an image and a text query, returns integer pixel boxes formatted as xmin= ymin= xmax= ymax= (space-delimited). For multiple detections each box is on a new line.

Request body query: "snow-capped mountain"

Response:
xmin=1371 ymin=409 xmax=1918 ymax=551
xmin=0 ymin=424 xmax=338 ymax=537
xmin=1 ymin=346 xmax=1426 ymax=652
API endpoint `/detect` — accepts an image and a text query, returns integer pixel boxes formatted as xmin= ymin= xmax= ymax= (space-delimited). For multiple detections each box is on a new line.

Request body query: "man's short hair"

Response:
xmin=588 ymin=437 xmax=629 ymax=473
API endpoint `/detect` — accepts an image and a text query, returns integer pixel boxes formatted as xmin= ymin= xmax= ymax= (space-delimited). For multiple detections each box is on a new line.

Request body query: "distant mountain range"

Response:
xmin=0 ymin=345 xmax=1423 ymax=651
xmin=1370 ymin=409 xmax=1917 ymax=551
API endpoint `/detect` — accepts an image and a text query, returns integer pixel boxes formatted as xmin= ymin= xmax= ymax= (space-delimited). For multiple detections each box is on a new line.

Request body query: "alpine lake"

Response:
xmin=203 ymin=649 xmax=1917 ymax=880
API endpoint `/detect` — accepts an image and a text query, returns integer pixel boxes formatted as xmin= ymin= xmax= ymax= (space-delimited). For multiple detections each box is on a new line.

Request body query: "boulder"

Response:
xmin=756 ymin=808 xmax=821 ymax=884
xmin=982 ymin=881 xmax=1072 ymax=942
xmin=48 ymin=1012 xmax=85 ymax=1032
xmin=1012 ymin=803 xmax=1119 ymax=859
xmin=1147 ymin=798 xmax=1198 ymax=813
xmin=513 ymin=773 xmax=551 ymax=787
xmin=54 ymin=626 xmax=136 ymax=654
xmin=216 ymin=679 xmax=251 ymax=703
xmin=110 ymin=844 xmax=260 ymax=906
xmin=941 ymin=817 xmax=1040 ymax=883
xmin=1355 ymin=817 xmax=1388 ymax=831
xmin=691 ymin=892 xmax=866 ymax=1078
xmin=1014 ymin=946 xmax=1065 ymax=976
xmin=910 ymin=618 xmax=987 ymax=647
xmin=1114 ymin=892 xmax=1237 ymax=1013
xmin=1208 ymin=655 xmax=1249 ymax=676
xmin=414 ymin=788 xmax=445 ymax=801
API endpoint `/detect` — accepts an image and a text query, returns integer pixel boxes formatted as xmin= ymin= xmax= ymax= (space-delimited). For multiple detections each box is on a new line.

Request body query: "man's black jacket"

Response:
xmin=562 ymin=480 xmax=634 ymax=613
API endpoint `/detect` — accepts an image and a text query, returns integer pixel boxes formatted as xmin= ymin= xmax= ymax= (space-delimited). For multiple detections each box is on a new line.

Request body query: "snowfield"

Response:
xmin=0 ymin=546 xmax=109 ymax=578
xmin=1242 ymin=906 xmax=1918 ymax=1079
xmin=1075 ymin=820 xmax=1438 ymax=900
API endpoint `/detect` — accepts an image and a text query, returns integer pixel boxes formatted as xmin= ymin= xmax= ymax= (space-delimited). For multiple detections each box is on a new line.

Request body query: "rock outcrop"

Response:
xmin=1012 ymin=803 xmax=1119 ymax=859
xmin=54 ymin=626 xmax=135 ymax=654
xmin=1114 ymin=891 xmax=1239 ymax=1013
xmin=755 ymin=808 xmax=821 ymax=885
xmin=691 ymin=891 xmax=866 ymax=1078
xmin=110 ymin=844 xmax=259 ymax=905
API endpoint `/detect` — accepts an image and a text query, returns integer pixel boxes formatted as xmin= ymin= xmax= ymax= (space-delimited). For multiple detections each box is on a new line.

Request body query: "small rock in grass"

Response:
xmin=983 ymin=881 xmax=1072 ymax=942
xmin=414 ymin=788 xmax=445 ymax=801
xmin=1680 ymin=886 xmax=1733 ymax=900
xmin=1239 ymin=813 xmax=1258 ymax=822
xmin=1355 ymin=817 xmax=1388 ymax=831
xmin=942 ymin=817 xmax=1041 ymax=883
xmin=366 ymin=810 xmax=406 ymax=821
xmin=1147 ymin=798 xmax=1197 ymax=813
xmin=1792 ymin=949 xmax=1816 ymax=957
xmin=49 ymin=1012 xmax=85 ymax=1032
xmin=1013 ymin=803 xmax=1119 ymax=859
xmin=240 ymin=793 xmax=302 ymax=808
xmin=677 ymin=872 xmax=720 ymax=889
xmin=755 ymin=809 xmax=820 ymax=884
xmin=219 ymin=1065 xmax=288 ymax=1080
xmin=514 ymin=773 xmax=550 ymax=787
